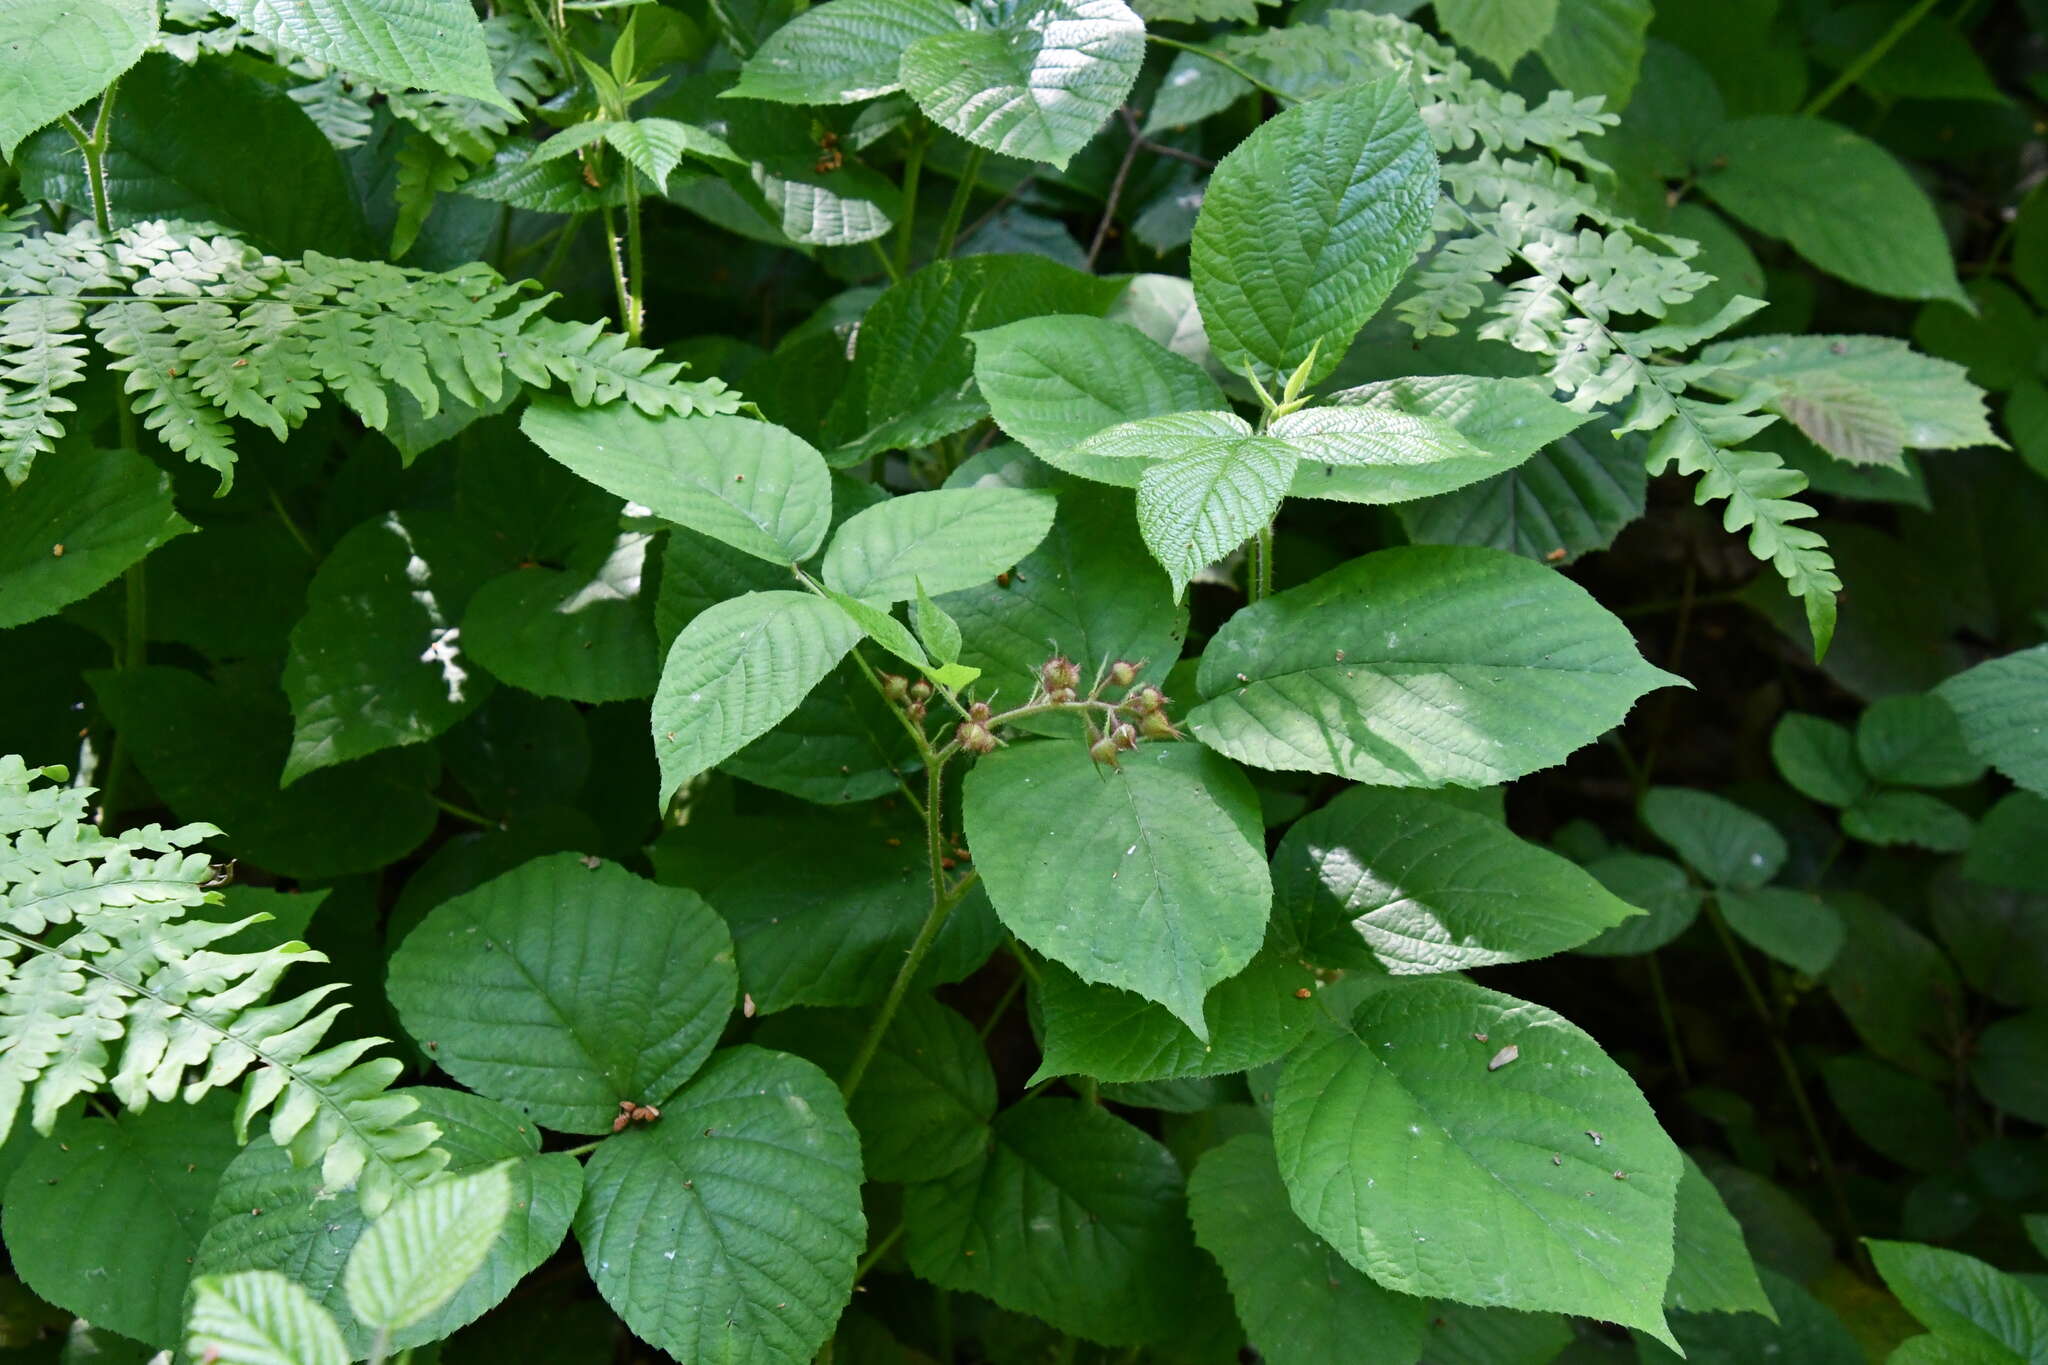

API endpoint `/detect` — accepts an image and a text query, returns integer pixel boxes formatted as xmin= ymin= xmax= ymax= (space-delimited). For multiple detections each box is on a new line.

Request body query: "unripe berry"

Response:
xmin=1124 ymin=684 xmax=1167 ymax=715
xmin=1041 ymin=655 xmax=1081 ymax=694
xmin=1089 ymin=733 xmax=1121 ymax=766
xmin=968 ymin=700 xmax=992 ymax=724
xmin=908 ymin=678 xmax=933 ymax=702
xmin=880 ymin=673 xmax=910 ymax=703
xmin=1139 ymin=709 xmax=1181 ymax=741
xmin=906 ymin=700 xmax=927 ymax=722
xmin=1107 ymin=659 xmax=1140 ymax=688
xmin=1111 ymin=722 xmax=1139 ymax=751
xmin=956 ymin=721 xmax=998 ymax=754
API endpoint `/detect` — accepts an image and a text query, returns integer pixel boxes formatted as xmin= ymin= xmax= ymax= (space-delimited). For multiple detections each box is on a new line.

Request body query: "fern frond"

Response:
xmin=0 ymin=755 xmax=444 ymax=1215
xmin=0 ymin=220 xmax=742 ymax=484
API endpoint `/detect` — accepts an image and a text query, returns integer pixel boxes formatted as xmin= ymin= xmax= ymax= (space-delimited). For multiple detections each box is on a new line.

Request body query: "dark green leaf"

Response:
xmin=0 ymin=445 xmax=191 ymax=631
xmin=1640 ymin=788 xmax=1785 ymax=891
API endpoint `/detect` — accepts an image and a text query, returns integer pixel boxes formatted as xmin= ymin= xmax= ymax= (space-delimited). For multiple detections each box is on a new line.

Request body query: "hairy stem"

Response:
xmin=623 ymin=177 xmax=647 ymax=345
xmin=1803 ymin=0 xmax=1939 ymax=116
xmin=600 ymin=202 xmax=635 ymax=342
xmin=1249 ymin=523 xmax=1275 ymax=602
xmin=1705 ymin=900 xmax=1861 ymax=1257
xmin=934 ymin=146 xmax=986 ymax=260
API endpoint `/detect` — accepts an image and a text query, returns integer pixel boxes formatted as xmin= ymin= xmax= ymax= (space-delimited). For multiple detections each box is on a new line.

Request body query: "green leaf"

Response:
xmin=0 ymin=0 xmax=154 ymax=158
xmin=821 ymin=585 xmax=930 ymax=672
xmin=731 ymin=0 xmax=967 ymax=103
xmin=936 ymin=487 xmax=1186 ymax=716
xmin=1435 ymin=0 xmax=1559 ymax=76
xmin=1937 ymin=645 xmax=2048 ymax=798
xmin=17 ymin=54 xmax=371 ymax=258
xmin=970 ymin=315 xmax=1227 ymax=487
xmin=1303 ymin=375 xmax=1591 ymax=505
xmin=1644 ymin=1268 xmax=1863 ymax=1365
xmin=1640 ymin=787 xmax=1785 ymax=891
xmin=1271 ymin=976 xmax=1682 ymax=1344
xmin=1187 ymin=1133 xmax=1431 ymax=1365
xmin=1396 ymin=416 xmax=1648 ymax=566
xmin=1537 ymin=0 xmax=1651 ymax=108
xmin=1822 ymin=1055 xmax=1961 ymax=1174
xmin=387 ymin=853 xmax=736 ymax=1133
xmin=1769 ymin=713 xmax=1869 ymax=808
xmin=1698 ymin=117 xmax=1968 ymax=306
xmin=963 ymin=739 xmax=1271 ymax=1038
xmin=1030 ymin=933 xmax=1318 ymax=1083
xmin=521 ymin=403 xmax=834 ymax=565
xmin=753 ymin=997 xmax=996 ymax=1182
xmin=1189 ymin=546 xmax=1680 ymax=786
xmin=911 ymin=580 xmax=963 ymax=665
xmin=532 ymin=118 xmax=737 ymax=188
xmin=576 ymin=1047 xmax=865 ymax=1365
xmin=1573 ymin=853 xmax=1703 ymax=957
xmin=651 ymin=809 xmax=1001 ymax=1013
xmin=1270 ymin=786 xmax=1641 ymax=973
xmin=1190 ymin=77 xmax=1438 ymax=386
xmin=1143 ymin=45 xmax=1252 ymax=135
xmin=283 ymin=511 xmax=495 ymax=785
xmin=1972 ymin=1012 xmax=2048 ymax=1127
xmin=1667 ymin=1152 xmax=1772 ymax=1316
xmin=652 ymin=590 xmax=863 ymax=803
xmin=188 ymin=1271 xmax=350 ymax=1365
xmin=0 ymin=444 xmax=191 ymax=630
xmin=1868 ymin=1240 xmax=2048 ymax=1365
xmin=1826 ymin=893 xmax=1963 ymax=1078
xmin=344 ymin=1164 xmax=513 ymax=1333
xmin=1859 ymin=693 xmax=1986 ymax=789
xmin=719 ymin=659 xmax=924 ymax=805
xmin=214 ymin=0 xmax=505 ymax=106
xmin=1717 ymin=888 xmax=1845 ymax=976
xmin=903 ymin=1098 xmax=1210 ymax=1346
xmin=89 ymin=665 xmax=438 ymax=879
xmin=1843 ymin=790 xmax=1973 ymax=852
xmin=3 ymin=1095 xmax=240 ymax=1348
xmin=1965 ymin=794 xmax=2048 ymax=895
xmin=192 ymin=1088 xmax=581 ymax=1357
xmin=461 ymin=540 xmax=663 ymax=705
xmin=822 ymin=488 xmax=1057 ymax=601
xmin=897 ymin=0 xmax=1145 ymax=170
xmin=1133 ymin=430 xmax=1297 ymax=599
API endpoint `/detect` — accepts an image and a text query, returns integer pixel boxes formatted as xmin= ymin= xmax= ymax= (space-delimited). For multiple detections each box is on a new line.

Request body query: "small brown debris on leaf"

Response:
xmin=1294 ymin=987 xmax=1312 ymax=1000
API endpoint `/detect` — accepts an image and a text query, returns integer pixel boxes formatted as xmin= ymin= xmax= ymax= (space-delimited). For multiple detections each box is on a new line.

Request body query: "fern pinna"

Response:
xmin=0 ymin=755 xmax=440 ymax=1214
xmin=0 ymin=214 xmax=739 ymax=490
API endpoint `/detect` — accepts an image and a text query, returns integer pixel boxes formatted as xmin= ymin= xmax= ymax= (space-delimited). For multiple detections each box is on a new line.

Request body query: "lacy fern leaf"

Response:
xmin=0 ymin=218 xmax=740 ymax=489
xmin=0 ymin=755 xmax=443 ymax=1214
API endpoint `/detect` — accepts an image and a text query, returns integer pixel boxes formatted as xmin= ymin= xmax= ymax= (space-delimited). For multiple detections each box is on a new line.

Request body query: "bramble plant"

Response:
xmin=3 ymin=0 xmax=2048 ymax=1361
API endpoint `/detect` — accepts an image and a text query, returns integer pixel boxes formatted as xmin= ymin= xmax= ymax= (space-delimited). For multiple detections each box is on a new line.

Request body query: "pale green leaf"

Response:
xmin=1640 ymin=787 xmax=1784 ymax=891
xmin=1842 ymin=791 xmax=1974 ymax=852
xmin=1030 ymin=933 xmax=1318 ymax=1083
xmin=1270 ymin=785 xmax=1641 ymax=973
xmin=1937 ymin=645 xmax=2048 ymax=798
xmin=521 ymin=403 xmax=833 ymax=565
xmin=1435 ymin=0 xmax=1559 ymax=76
xmin=187 ymin=1271 xmax=349 ymax=1365
xmin=1858 ymin=693 xmax=1985 ymax=789
xmin=281 ymin=511 xmax=496 ymax=786
xmin=1313 ymin=373 xmax=1592 ymax=503
xmin=822 ymin=487 xmax=1057 ymax=601
xmin=963 ymin=739 xmax=1271 ymax=1038
xmin=652 ymin=590 xmax=862 ymax=803
xmin=1191 ymin=77 xmax=1439 ymax=386
xmin=216 ymin=0 xmax=506 ymax=106
xmin=1073 ymin=408 xmax=1253 ymax=460
xmin=1136 ymin=434 xmax=1297 ymax=599
xmin=1666 ymin=1152 xmax=1773 ymax=1317
xmin=1698 ymin=118 xmax=1968 ymax=306
xmin=1717 ymin=887 xmax=1845 ymax=976
xmin=0 ymin=444 xmax=191 ymax=630
xmin=970 ymin=315 xmax=1227 ymax=486
xmin=898 ymin=0 xmax=1145 ymax=170
xmin=576 ymin=1047 xmax=865 ymax=1365
xmin=1271 ymin=403 xmax=1526 ymax=504
xmin=821 ymin=584 xmax=929 ymax=671
xmin=731 ymin=0 xmax=968 ymax=103
xmin=1770 ymin=713 xmax=1869 ymax=808
xmin=344 ymin=1164 xmax=513 ymax=1332
xmin=386 ymin=853 xmax=737 ymax=1133
xmin=1868 ymin=1240 xmax=2048 ymax=1365
xmin=1271 ymin=975 xmax=1681 ymax=1344
xmin=1537 ymin=0 xmax=1651 ymax=108
xmin=1189 ymin=546 xmax=1680 ymax=786
xmin=1188 ymin=1134 xmax=1430 ymax=1365
xmin=0 ymin=0 xmax=154 ymax=158
xmin=911 ymin=579 xmax=963 ymax=665
xmin=903 ymin=1098 xmax=1212 ymax=1346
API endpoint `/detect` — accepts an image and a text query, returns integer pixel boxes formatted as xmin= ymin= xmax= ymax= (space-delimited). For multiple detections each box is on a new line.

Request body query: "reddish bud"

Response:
xmin=956 ymin=721 xmax=998 ymax=754
xmin=905 ymin=700 xmax=927 ymax=722
xmin=1111 ymin=722 xmax=1139 ymax=751
xmin=1041 ymin=655 xmax=1081 ymax=694
xmin=880 ymin=673 xmax=910 ymax=703
xmin=1107 ymin=659 xmax=1140 ymax=688
xmin=968 ymin=700 xmax=992 ymax=724
xmin=908 ymin=679 xmax=933 ymax=702
xmin=1124 ymin=684 xmax=1167 ymax=715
